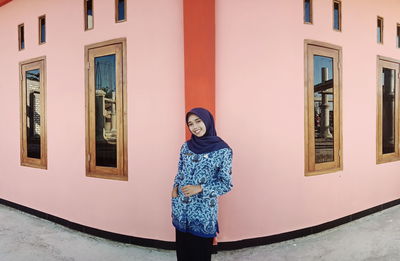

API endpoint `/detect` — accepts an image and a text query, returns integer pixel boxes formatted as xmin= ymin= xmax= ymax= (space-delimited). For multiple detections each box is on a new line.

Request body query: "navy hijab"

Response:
xmin=186 ymin=108 xmax=230 ymax=154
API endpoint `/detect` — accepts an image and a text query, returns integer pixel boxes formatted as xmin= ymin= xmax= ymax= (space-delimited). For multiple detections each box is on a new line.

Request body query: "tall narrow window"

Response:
xmin=377 ymin=17 xmax=383 ymax=44
xmin=304 ymin=0 xmax=312 ymax=24
xmin=84 ymin=0 xmax=93 ymax=30
xmin=20 ymin=57 xmax=47 ymax=169
xmin=85 ymin=38 xmax=127 ymax=180
xmin=18 ymin=24 xmax=25 ymax=50
xmin=377 ymin=57 xmax=400 ymax=164
xmin=115 ymin=0 xmax=126 ymax=22
xmin=397 ymin=24 xmax=400 ymax=48
xmin=333 ymin=1 xmax=341 ymax=31
xmin=39 ymin=15 xmax=46 ymax=44
xmin=305 ymin=40 xmax=342 ymax=176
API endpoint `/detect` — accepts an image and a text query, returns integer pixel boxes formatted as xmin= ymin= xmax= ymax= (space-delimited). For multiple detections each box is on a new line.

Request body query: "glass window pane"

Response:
xmin=26 ymin=69 xmax=41 ymax=159
xmin=20 ymin=25 xmax=25 ymax=50
xmin=382 ymin=68 xmax=396 ymax=154
xmin=118 ymin=0 xmax=125 ymax=21
xmin=314 ymin=55 xmax=334 ymax=163
xmin=40 ymin=17 xmax=46 ymax=43
xmin=397 ymin=26 xmax=400 ymax=48
xmin=86 ymin=0 xmax=93 ymax=29
xmin=334 ymin=2 xmax=340 ymax=30
xmin=377 ymin=18 xmax=383 ymax=43
xmin=95 ymin=54 xmax=117 ymax=167
xmin=304 ymin=0 xmax=311 ymax=23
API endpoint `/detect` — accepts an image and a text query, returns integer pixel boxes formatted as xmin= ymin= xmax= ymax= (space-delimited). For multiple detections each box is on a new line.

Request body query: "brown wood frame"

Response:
xmin=115 ymin=0 xmax=127 ymax=23
xmin=85 ymin=38 xmax=128 ymax=180
xmin=333 ymin=0 xmax=341 ymax=32
xmin=18 ymin=23 xmax=24 ymax=51
xmin=377 ymin=16 xmax=384 ymax=44
xmin=304 ymin=0 xmax=313 ymax=24
xmin=376 ymin=56 xmax=400 ymax=164
xmin=304 ymin=40 xmax=343 ymax=176
xmin=38 ymin=15 xmax=46 ymax=45
xmin=84 ymin=0 xmax=94 ymax=31
xmin=19 ymin=56 xmax=47 ymax=169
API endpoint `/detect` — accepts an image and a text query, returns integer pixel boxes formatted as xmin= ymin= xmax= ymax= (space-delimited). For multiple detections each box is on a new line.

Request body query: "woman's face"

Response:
xmin=187 ymin=114 xmax=206 ymax=137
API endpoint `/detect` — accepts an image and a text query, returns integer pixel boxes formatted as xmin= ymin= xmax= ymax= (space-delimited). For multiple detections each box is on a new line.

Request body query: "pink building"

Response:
xmin=2 ymin=0 xmax=400 ymax=250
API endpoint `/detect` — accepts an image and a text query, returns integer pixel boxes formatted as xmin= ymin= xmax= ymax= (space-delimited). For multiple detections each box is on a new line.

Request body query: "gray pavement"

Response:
xmin=1 ymin=203 xmax=400 ymax=261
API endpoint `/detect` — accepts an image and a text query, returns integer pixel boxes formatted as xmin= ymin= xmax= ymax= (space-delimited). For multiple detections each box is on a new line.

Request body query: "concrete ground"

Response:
xmin=0 ymin=204 xmax=400 ymax=261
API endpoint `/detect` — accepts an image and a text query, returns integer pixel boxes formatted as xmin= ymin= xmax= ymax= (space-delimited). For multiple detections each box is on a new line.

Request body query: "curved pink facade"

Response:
xmin=1 ymin=0 xmax=400 ymax=244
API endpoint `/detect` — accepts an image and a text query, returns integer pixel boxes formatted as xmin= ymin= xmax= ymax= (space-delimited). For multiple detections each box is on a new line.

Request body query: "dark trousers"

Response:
xmin=175 ymin=229 xmax=213 ymax=261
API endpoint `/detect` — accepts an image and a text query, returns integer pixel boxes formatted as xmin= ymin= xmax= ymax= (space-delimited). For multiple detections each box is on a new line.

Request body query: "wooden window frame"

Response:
xmin=376 ymin=56 xmax=400 ymax=164
xmin=84 ymin=0 xmax=94 ymax=31
xmin=85 ymin=38 xmax=128 ymax=180
xmin=19 ymin=56 xmax=47 ymax=169
xmin=304 ymin=40 xmax=343 ymax=176
xmin=38 ymin=15 xmax=46 ymax=45
xmin=377 ymin=16 xmax=384 ymax=44
xmin=18 ymin=23 xmax=24 ymax=51
xmin=333 ymin=0 xmax=341 ymax=32
xmin=115 ymin=0 xmax=127 ymax=23
xmin=304 ymin=0 xmax=313 ymax=24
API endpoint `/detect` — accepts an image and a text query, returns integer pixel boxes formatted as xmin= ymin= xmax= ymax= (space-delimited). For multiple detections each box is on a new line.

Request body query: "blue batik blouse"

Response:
xmin=172 ymin=142 xmax=233 ymax=238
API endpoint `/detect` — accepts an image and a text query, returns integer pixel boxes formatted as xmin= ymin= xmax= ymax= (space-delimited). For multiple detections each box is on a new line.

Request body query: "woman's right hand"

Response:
xmin=171 ymin=186 xmax=178 ymax=198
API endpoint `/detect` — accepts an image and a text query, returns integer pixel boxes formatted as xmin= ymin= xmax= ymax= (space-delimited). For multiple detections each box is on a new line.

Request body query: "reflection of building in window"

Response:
xmin=314 ymin=67 xmax=334 ymax=163
xmin=95 ymin=89 xmax=117 ymax=144
xmin=26 ymin=70 xmax=41 ymax=159
xmin=382 ymin=68 xmax=395 ymax=154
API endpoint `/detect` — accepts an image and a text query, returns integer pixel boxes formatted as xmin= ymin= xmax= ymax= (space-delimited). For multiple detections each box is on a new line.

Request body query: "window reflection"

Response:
xmin=118 ymin=0 xmax=125 ymax=21
xmin=333 ymin=2 xmax=340 ymax=30
xmin=95 ymin=54 xmax=117 ymax=167
xmin=382 ymin=68 xmax=396 ymax=154
xmin=26 ymin=69 xmax=41 ymax=159
xmin=304 ymin=0 xmax=311 ymax=23
xmin=314 ymin=55 xmax=334 ymax=163
xmin=86 ymin=0 xmax=93 ymax=29
xmin=377 ymin=17 xmax=383 ymax=43
xmin=40 ymin=16 xmax=46 ymax=43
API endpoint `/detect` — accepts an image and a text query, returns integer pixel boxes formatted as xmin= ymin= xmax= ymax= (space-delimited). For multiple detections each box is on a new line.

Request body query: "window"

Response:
xmin=397 ymin=24 xmax=400 ymax=48
xmin=377 ymin=57 xmax=400 ymax=164
xmin=85 ymin=38 xmax=127 ymax=180
xmin=377 ymin=16 xmax=383 ymax=44
xmin=304 ymin=0 xmax=312 ymax=24
xmin=39 ymin=15 xmax=46 ymax=44
xmin=333 ymin=1 xmax=341 ymax=31
xmin=305 ymin=40 xmax=342 ymax=176
xmin=18 ymin=23 xmax=25 ymax=50
xmin=115 ymin=0 xmax=126 ymax=22
xmin=84 ymin=0 xmax=93 ymax=30
xmin=20 ymin=57 xmax=47 ymax=169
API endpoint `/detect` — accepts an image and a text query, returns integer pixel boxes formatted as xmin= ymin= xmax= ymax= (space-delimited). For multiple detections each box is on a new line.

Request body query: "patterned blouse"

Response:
xmin=172 ymin=142 xmax=233 ymax=238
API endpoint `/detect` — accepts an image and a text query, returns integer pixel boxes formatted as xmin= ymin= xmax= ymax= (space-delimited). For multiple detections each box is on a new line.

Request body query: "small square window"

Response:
xmin=377 ymin=17 xmax=384 ymax=44
xmin=18 ymin=23 xmax=25 ymax=50
xmin=85 ymin=0 xmax=93 ymax=30
xmin=304 ymin=0 xmax=313 ymax=24
xmin=115 ymin=0 xmax=126 ymax=22
xmin=333 ymin=1 xmax=341 ymax=31
xmin=39 ymin=15 xmax=46 ymax=44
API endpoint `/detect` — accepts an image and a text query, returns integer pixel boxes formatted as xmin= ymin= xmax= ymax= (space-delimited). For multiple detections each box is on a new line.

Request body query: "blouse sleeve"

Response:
xmin=201 ymin=149 xmax=233 ymax=198
xmin=173 ymin=145 xmax=184 ymax=188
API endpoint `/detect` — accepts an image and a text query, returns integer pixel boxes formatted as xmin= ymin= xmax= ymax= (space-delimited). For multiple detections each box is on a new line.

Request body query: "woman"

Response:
xmin=171 ymin=107 xmax=233 ymax=261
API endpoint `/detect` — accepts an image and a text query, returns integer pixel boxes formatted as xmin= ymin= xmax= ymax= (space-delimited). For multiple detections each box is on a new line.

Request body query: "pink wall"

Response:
xmin=2 ymin=0 xmax=400 ymax=245
xmin=216 ymin=0 xmax=400 ymax=241
xmin=0 ymin=0 xmax=184 ymax=241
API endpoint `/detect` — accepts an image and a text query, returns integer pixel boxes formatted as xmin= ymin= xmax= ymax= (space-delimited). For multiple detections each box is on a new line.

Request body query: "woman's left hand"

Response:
xmin=181 ymin=185 xmax=203 ymax=197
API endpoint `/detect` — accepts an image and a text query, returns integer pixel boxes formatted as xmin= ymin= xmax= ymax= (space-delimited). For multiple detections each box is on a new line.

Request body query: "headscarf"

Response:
xmin=186 ymin=108 xmax=230 ymax=154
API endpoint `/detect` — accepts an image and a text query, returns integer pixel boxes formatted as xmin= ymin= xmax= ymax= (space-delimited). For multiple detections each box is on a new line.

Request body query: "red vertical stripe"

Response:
xmin=183 ymin=0 xmax=215 ymax=139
